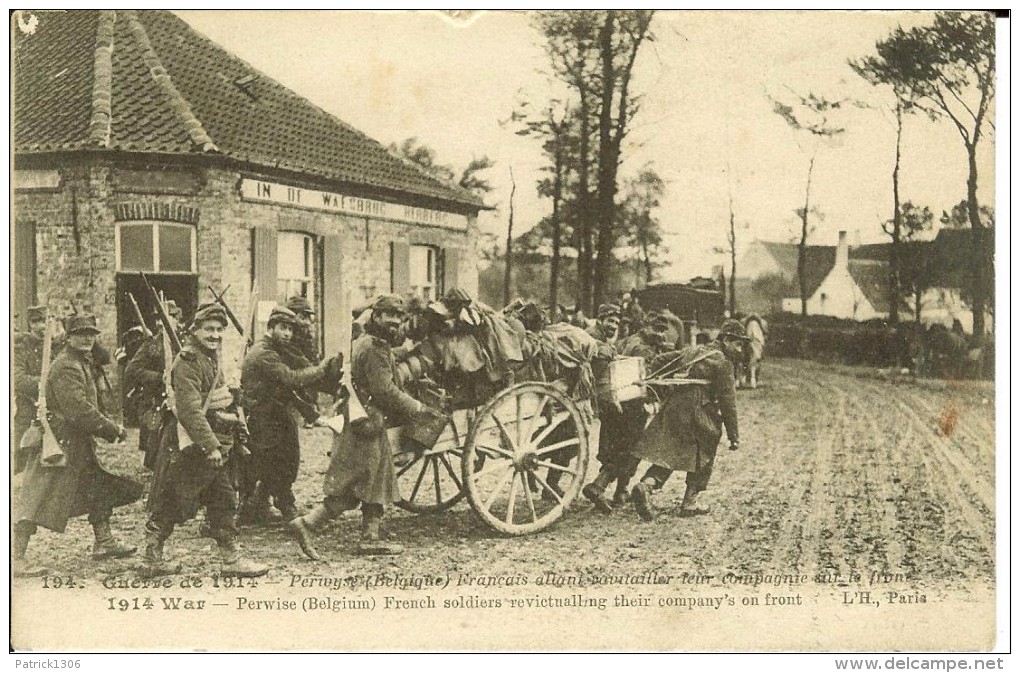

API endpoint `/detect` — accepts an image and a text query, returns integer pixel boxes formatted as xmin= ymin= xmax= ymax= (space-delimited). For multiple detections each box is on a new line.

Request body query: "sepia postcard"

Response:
xmin=9 ymin=9 xmax=1004 ymax=656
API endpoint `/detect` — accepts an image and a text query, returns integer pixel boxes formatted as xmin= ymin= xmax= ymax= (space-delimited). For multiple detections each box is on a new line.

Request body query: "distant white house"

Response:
xmin=781 ymin=232 xmax=886 ymax=320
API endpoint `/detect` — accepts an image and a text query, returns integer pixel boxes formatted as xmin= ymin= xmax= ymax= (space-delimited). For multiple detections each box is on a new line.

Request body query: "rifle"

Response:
xmin=126 ymin=292 xmax=153 ymax=338
xmin=141 ymin=273 xmax=182 ymax=353
xmin=37 ymin=317 xmax=66 ymax=467
xmin=206 ymin=283 xmax=255 ymax=457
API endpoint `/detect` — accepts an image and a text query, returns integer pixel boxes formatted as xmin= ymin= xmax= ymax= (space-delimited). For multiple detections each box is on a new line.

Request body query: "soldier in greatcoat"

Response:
xmin=12 ymin=305 xmax=53 ymax=473
xmin=239 ymin=306 xmax=340 ymax=523
xmin=288 ymin=295 xmax=444 ymax=559
xmin=583 ymin=309 xmax=670 ymax=511
xmin=13 ymin=315 xmax=141 ymax=577
xmin=143 ymin=303 xmax=267 ymax=578
xmin=627 ymin=319 xmax=748 ymax=521
xmin=123 ymin=300 xmax=183 ymax=470
xmin=285 ymin=295 xmax=321 ymax=365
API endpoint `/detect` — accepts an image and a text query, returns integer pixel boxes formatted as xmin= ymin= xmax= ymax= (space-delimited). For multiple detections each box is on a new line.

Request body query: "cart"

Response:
xmin=391 ymin=380 xmax=592 ymax=535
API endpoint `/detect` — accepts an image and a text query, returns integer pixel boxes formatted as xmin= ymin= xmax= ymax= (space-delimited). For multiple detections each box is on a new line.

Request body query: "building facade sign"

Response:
xmin=240 ymin=178 xmax=468 ymax=231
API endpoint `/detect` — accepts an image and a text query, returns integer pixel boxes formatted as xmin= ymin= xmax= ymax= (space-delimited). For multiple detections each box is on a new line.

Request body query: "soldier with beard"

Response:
xmin=284 ymin=295 xmax=320 ymax=364
xmin=288 ymin=295 xmax=445 ymax=559
xmin=239 ymin=307 xmax=341 ymax=523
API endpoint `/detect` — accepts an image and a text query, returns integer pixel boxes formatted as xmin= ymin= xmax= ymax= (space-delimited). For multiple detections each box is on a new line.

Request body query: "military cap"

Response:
xmin=372 ymin=294 xmax=406 ymax=315
xmin=597 ymin=303 xmax=621 ymax=319
xmin=717 ymin=318 xmax=751 ymax=341
xmin=267 ymin=306 xmax=300 ymax=328
xmin=165 ymin=299 xmax=183 ymax=320
xmin=66 ymin=314 xmax=101 ymax=335
xmin=426 ymin=301 xmax=451 ymax=319
xmin=27 ymin=305 xmax=48 ymax=321
xmin=285 ymin=295 xmax=314 ymax=315
xmin=444 ymin=287 xmax=472 ymax=304
xmin=647 ymin=311 xmax=669 ymax=328
xmin=191 ymin=302 xmax=228 ymax=327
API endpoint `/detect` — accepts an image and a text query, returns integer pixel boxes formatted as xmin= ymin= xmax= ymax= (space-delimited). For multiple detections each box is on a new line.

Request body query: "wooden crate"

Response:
xmin=595 ymin=356 xmax=646 ymax=404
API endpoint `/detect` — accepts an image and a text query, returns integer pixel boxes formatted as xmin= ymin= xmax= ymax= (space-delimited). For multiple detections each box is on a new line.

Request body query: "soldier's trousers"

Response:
xmin=248 ymin=405 xmax=301 ymax=510
xmin=146 ymin=452 xmax=238 ymax=541
xmin=638 ymin=460 xmax=714 ymax=494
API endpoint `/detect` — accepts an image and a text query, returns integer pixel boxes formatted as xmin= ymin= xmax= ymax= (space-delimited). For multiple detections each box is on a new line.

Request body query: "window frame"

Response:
xmin=276 ymin=230 xmax=317 ymax=305
xmin=114 ymin=221 xmax=197 ymax=274
xmin=409 ymin=244 xmax=441 ymax=302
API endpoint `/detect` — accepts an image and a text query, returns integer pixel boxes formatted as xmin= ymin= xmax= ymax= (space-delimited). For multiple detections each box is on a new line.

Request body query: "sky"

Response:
xmin=175 ymin=10 xmax=997 ymax=281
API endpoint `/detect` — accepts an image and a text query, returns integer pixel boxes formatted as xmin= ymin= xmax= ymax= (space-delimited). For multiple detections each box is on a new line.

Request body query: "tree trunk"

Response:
xmin=799 ymin=156 xmax=816 ymax=319
xmin=889 ymin=100 xmax=903 ymax=324
xmin=966 ymin=142 xmax=986 ymax=343
xmin=576 ymin=102 xmax=593 ymax=314
xmin=550 ymin=148 xmax=563 ymax=311
xmin=592 ymin=10 xmax=617 ymax=311
xmin=503 ymin=167 xmax=516 ymax=307
xmin=728 ymin=195 xmax=737 ymax=314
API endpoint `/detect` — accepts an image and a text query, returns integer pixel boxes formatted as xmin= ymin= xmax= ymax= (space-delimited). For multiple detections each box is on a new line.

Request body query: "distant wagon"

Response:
xmin=636 ymin=281 xmax=726 ymax=342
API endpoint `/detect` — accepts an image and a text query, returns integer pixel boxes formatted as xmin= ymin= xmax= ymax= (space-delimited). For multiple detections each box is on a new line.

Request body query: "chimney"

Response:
xmin=836 ymin=230 xmax=849 ymax=270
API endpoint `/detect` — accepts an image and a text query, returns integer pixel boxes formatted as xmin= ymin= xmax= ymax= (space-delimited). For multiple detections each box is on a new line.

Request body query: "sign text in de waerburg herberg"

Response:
xmin=240 ymin=179 xmax=470 ymax=230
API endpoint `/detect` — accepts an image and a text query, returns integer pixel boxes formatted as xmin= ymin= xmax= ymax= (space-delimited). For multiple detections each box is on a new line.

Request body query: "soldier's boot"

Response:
xmin=237 ymin=484 xmax=283 ymax=526
xmin=631 ymin=480 xmax=655 ymax=522
xmin=287 ymin=504 xmax=331 ymax=561
xmin=678 ymin=489 xmax=710 ymax=517
xmin=277 ymin=502 xmax=299 ymax=523
xmin=612 ymin=478 xmax=632 ymax=507
xmin=357 ymin=513 xmax=403 ymax=556
xmin=91 ymin=521 xmax=137 ymax=560
xmin=12 ymin=525 xmax=48 ymax=578
xmin=582 ymin=471 xmax=615 ymax=514
xmin=141 ymin=532 xmax=182 ymax=578
xmin=218 ymin=538 xmax=269 ymax=578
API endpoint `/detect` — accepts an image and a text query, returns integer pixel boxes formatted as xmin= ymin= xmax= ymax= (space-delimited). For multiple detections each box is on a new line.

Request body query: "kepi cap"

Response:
xmin=191 ymin=302 xmax=228 ymax=327
xmin=597 ymin=303 xmax=621 ymax=319
xmin=372 ymin=294 xmax=406 ymax=315
xmin=66 ymin=314 xmax=101 ymax=335
xmin=267 ymin=306 xmax=300 ymax=328
xmin=285 ymin=295 xmax=314 ymax=315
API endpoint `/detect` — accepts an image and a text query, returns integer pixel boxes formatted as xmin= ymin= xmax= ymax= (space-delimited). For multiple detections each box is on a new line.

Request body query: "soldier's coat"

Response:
xmin=632 ymin=344 xmax=739 ymax=473
xmin=16 ymin=347 xmax=142 ymax=532
xmin=148 ymin=343 xmax=235 ymax=523
xmin=323 ymin=332 xmax=420 ymax=507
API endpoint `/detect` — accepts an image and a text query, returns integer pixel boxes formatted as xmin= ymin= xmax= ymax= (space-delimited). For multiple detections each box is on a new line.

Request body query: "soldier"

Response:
xmin=284 ymin=295 xmax=320 ymax=364
xmin=14 ymin=315 xmax=141 ymax=577
xmin=583 ymin=310 xmax=670 ymax=511
xmin=586 ymin=303 xmax=622 ymax=345
xmin=288 ymin=295 xmax=444 ymax=559
xmin=124 ymin=300 xmax=184 ymax=470
xmin=143 ymin=302 xmax=267 ymax=578
xmin=12 ymin=306 xmax=52 ymax=472
xmin=627 ymin=319 xmax=748 ymax=521
xmin=239 ymin=306 xmax=341 ymax=524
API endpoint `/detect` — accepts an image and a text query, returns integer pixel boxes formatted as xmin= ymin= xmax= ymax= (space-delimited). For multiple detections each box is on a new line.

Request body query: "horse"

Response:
xmin=736 ymin=314 xmax=767 ymax=389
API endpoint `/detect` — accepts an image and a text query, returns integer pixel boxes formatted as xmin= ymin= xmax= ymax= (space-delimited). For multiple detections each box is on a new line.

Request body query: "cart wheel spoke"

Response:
xmin=526 ymin=394 xmax=551 ymax=440
xmin=529 ymin=411 xmax=571 ymax=449
xmin=533 ymin=459 xmax=578 ymax=476
xmin=438 ymin=452 xmax=463 ymax=491
xmin=408 ymin=456 xmax=430 ymax=503
xmin=506 ymin=472 xmax=519 ymax=524
xmin=481 ymin=466 xmax=516 ymax=512
xmin=474 ymin=443 xmax=514 ymax=460
xmin=521 ymin=472 xmax=538 ymax=523
xmin=530 ymin=471 xmax=564 ymax=506
xmin=534 ymin=437 xmax=581 ymax=456
xmin=492 ymin=414 xmax=516 ymax=453
xmin=396 ymin=452 xmax=424 ymax=478
xmin=432 ymin=457 xmax=442 ymax=506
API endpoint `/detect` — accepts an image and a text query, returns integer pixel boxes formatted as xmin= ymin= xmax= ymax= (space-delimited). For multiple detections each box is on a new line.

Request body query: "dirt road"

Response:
xmin=11 ymin=357 xmax=997 ymax=649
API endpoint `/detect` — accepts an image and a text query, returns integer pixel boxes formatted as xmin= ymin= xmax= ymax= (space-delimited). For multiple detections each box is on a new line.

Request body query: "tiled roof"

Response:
xmin=847 ymin=259 xmax=896 ymax=314
xmin=13 ymin=10 xmax=484 ymax=210
xmin=759 ymin=241 xmax=836 ymax=298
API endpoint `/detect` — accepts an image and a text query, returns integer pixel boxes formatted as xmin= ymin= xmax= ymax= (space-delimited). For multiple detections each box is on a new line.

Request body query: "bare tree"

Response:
xmin=853 ymin=12 xmax=995 ymax=340
xmin=503 ymin=167 xmax=516 ymax=306
xmin=770 ymin=93 xmax=847 ymax=318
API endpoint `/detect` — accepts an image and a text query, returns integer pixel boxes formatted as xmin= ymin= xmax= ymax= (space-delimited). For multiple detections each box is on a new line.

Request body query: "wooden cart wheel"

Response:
xmin=462 ymin=382 xmax=589 ymax=535
xmin=394 ymin=414 xmax=468 ymax=513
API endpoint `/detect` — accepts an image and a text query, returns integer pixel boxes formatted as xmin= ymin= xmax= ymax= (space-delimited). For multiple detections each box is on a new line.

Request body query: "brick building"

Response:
xmin=13 ymin=10 xmax=485 ymax=381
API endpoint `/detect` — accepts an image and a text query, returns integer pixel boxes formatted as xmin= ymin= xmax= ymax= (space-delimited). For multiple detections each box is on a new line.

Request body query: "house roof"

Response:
xmin=13 ymin=10 xmax=484 ymax=210
xmin=759 ymin=241 xmax=835 ymax=298
xmin=847 ymin=259 xmax=894 ymax=314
